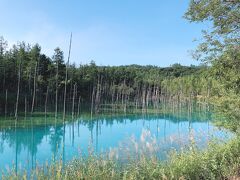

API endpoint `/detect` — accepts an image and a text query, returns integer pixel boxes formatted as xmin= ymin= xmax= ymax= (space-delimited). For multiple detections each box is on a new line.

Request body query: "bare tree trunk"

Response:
xmin=28 ymin=69 xmax=31 ymax=108
xmin=55 ymin=58 xmax=59 ymax=120
xmin=91 ymin=85 xmax=96 ymax=118
xmin=15 ymin=57 xmax=21 ymax=120
xmin=25 ymin=95 xmax=27 ymax=119
xmin=5 ymin=89 xmax=7 ymax=117
xmin=77 ymin=95 xmax=81 ymax=117
xmin=146 ymin=86 xmax=150 ymax=108
xmin=3 ymin=68 xmax=5 ymax=93
xmin=63 ymin=33 xmax=72 ymax=121
xmin=111 ymin=82 xmax=115 ymax=112
xmin=72 ymin=83 xmax=76 ymax=119
xmin=142 ymin=85 xmax=146 ymax=112
xmin=135 ymin=83 xmax=140 ymax=110
xmin=45 ymin=86 xmax=49 ymax=118
xmin=95 ymin=76 xmax=101 ymax=112
xmin=31 ymin=62 xmax=37 ymax=114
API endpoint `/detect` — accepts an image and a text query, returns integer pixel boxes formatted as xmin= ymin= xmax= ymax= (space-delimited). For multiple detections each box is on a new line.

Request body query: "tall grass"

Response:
xmin=2 ymin=132 xmax=239 ymax=180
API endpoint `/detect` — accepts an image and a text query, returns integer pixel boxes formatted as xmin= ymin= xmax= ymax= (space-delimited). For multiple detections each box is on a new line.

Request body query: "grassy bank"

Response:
xmin=2 ymin=134 xmax=239 ymax=180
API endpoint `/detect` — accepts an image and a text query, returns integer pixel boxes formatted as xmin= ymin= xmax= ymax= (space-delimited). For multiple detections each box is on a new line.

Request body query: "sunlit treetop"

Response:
xmin=184 ymin=0 xmax=240 ymax=62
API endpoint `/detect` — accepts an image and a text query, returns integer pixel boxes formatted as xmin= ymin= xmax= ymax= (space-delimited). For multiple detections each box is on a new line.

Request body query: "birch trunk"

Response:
xmin=31 ymin=62 xmax=37 ymax=114
xmin=55 ymin=57 xmax=59 ymax=120
xmin=5 ymin=89 xmax=7 ymax=117
xmin=15 ymin=57 xmax=21 ymax=120
xmin=45 ymin=86 xmax=49 ymax=118
xmin=72 ymin=84 xmax=76 ymax=119
xmin=63 ymin=33 xmax=72 ymax=121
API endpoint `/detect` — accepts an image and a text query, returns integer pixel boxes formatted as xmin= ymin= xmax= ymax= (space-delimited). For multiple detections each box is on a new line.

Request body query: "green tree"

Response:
xmin=185 ymin=0 xmax=240 ymax=130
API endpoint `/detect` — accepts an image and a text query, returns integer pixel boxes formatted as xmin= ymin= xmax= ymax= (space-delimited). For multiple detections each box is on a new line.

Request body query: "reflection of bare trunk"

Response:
xmin=15 ymin=123 xmax=18 ymax=174
xmin=62 ymin=123 xmax=66 ymax=167
xmin=15 ymin=57 xmax=21 ymax=120
xmin=31 ymin=62 xmax=37 ymax=114
xmin=31 ymin=117 xmax=34 ymax=169
xmin=96 ymin=119 xmax=99 ymax=151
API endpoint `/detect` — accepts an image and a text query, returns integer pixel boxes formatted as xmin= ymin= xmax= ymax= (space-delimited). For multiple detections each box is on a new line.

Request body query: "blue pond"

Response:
xmin=0 ymin=110 xmax=230 ymax=173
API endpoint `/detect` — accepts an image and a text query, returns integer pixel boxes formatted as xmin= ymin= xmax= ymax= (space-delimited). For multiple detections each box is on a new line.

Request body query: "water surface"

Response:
xmin=0 ymin=110 xmax=230 ymax=173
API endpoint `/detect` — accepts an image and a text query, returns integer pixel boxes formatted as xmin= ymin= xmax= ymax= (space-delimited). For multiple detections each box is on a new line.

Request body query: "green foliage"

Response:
xmin=0 ymin=38 xmax=209 ymax=115
xmin=185 ymin=0 xmax=240 ymax=62
xmin=185 ymin=0 xmax=240 ymax=131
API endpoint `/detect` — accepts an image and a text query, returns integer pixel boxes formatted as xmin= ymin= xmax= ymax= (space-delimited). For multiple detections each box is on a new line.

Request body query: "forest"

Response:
xmin=0 ymin=40 xmax=213 ymax=118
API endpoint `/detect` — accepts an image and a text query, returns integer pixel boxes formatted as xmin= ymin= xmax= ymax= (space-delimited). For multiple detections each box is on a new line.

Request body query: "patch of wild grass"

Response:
xmin=2 ymin=131 xmax=239 ymax=180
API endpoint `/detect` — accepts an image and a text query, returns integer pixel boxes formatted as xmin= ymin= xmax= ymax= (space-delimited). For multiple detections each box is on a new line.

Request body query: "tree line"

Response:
xmin=0 ymin=37 xmax=212 ymax=118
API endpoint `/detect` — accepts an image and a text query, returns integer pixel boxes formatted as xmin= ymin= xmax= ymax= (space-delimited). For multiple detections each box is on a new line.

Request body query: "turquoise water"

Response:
xmin=0 ymin=111 xmax=230 ymax=173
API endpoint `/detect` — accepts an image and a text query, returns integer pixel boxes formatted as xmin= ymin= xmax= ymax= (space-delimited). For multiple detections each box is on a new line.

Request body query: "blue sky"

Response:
xmin=0 ymin=0 xmax=207 ymax=66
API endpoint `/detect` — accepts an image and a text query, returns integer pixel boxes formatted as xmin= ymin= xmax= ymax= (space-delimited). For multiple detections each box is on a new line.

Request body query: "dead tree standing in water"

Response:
xmin=31 ymin=62 xmax=37 ymax=114
xmin=15 ymin=53 xmax=22 ymax=120
xmin=72 ymin=83 xmax=76 ymax=119
xmin=63 ymin=33 xmax=72 ymax=121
